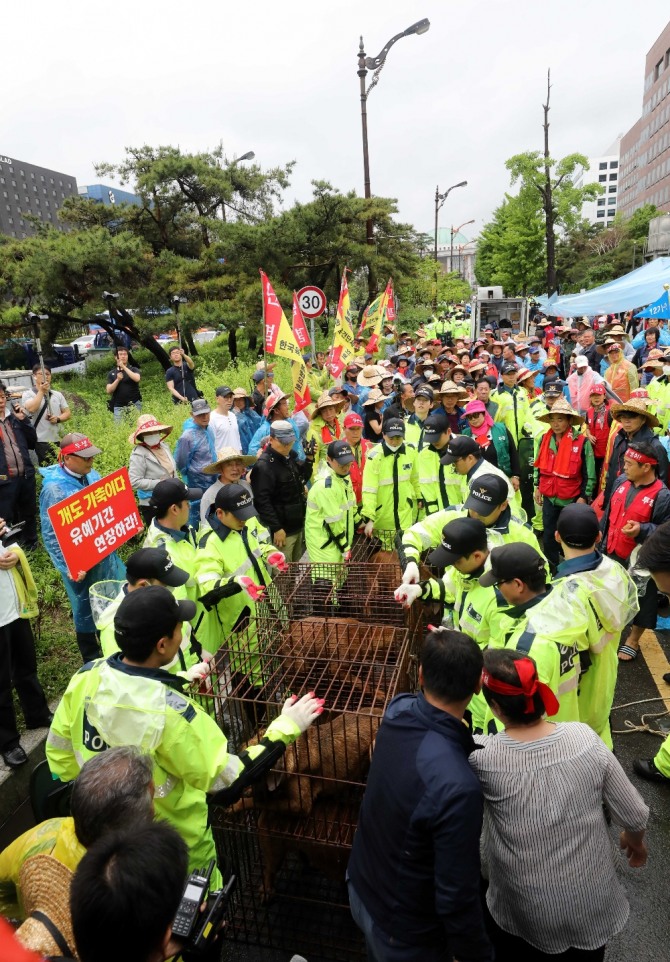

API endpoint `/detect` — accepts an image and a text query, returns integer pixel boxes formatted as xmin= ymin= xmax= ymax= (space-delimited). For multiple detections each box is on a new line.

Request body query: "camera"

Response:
xmin=1 ymin=521 xmax=25 ymax=547
xmin=172 ymin=860 xmax=235 ymax=959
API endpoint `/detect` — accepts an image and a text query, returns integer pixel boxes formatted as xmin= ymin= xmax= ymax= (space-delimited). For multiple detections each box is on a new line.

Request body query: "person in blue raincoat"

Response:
xmin=39 ymin=433 xmax=125 ymax=664
xmin=232 ymin=388 xmax=262 ymax=454
xmin=174 ymin=399 xmax=217 ymax=529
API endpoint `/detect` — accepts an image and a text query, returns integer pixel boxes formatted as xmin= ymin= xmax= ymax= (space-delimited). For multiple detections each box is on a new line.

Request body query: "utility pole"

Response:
xmin=542 ymin=69 xmax=557 ymax=294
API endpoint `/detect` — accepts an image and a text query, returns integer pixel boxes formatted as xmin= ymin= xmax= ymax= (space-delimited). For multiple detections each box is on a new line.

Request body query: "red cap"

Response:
xmin=589 ymin=384 xmax=606 ymax=395
xmin=344 ymin=412 xmax=363 ymax=428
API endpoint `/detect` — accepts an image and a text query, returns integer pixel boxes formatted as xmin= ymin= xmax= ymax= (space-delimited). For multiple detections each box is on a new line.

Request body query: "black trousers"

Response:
xmin=0 ymin=476 xmax=38 ymax=550
xmin=542 ymin=497 xmax=567 ymax=567
xmin=36 ymin=441 xmax=59 ymax=466
xmin=0 ymin=618 xmax=50 ymax=751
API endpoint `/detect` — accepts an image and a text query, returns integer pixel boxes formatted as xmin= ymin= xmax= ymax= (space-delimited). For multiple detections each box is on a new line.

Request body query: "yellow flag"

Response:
xmin=330 ymin=270 xmax=354 ymax=377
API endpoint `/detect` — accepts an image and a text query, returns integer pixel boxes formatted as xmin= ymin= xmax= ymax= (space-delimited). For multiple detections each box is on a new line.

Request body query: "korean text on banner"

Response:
xmin=330 ymin=271 xmax=354 ymax=377
xmin=292 ymin=294 xmax=312 ymax=351
xmin=46 ymin=467 xmax=143 ymax=575
xmin=261 ymin=269 xmax=302 ymax=363
xmin=365 ymin=279 xmax=393 ymax=355
xmin=291 ymin=294 xmax=312 ymax=412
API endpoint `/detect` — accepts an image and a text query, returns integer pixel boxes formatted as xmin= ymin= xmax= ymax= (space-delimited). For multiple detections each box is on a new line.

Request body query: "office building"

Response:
xmin=78 ymin=184 xmax=142 ymax=207
xmin=619 ymin=20 xmax=670 ymax=218
xmin=0 ymin=154 xmax=78 ymax=237
xmin=573 ymin=138 xmax=621 ymax=227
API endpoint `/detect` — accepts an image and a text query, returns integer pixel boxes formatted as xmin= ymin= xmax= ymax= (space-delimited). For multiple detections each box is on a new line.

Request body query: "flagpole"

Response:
xmin=260 ymin=270 xmax=269 ymax=403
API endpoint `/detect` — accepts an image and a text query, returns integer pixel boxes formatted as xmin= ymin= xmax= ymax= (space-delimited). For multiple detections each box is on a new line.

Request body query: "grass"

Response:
xmin=18 ymin=335 xmax=298 ymax=719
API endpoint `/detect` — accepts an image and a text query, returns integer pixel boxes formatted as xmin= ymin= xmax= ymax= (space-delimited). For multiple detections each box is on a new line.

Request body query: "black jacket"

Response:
xmin=348 ymin=692 xmax=492 ymax=960
xmin=250 ymin=448 xmax=313 ymax=535
xmin=0 ymin=413 xmax=37 ymax=485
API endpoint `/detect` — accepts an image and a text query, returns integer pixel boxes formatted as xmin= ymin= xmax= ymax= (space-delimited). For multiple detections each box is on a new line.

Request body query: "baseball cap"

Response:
xmin=589 ymin=384 xmax=606 ymax=396
xmin=543 ymin=382 xmax=564 ymax=397
xmin=427 ymin=518 xmax=488 ymax=567
xmin=191 ymin=398 xmax=211 ymax=415
xmin=422 ymin=413 xmax=450 ymax=443
xmin=343 ymin=412 xmax=363 ymax=428
xmin=302 ymin=353 xmax=312 ymax=362
xmin=252 ymin=369 xmax=273 ymax=382
xmin=327 ymin=440 xmax=355 ymax=465
xmin=269 ymin=419 xmax=295 ymax=443
xmin=264 ymin=392 xmax=287 ymax=417
xmin=214 ymin=483 xmax=258 ymax=521
xmin=556 ymin=503 xmax=600 ymax=549
xmin=606 ymin=343 xmax=622 ymax=353
xmin=479 ymin=543 xmax=546 ymax=588
xmin=440 ymin=435 xmax=480 ymax=465
xmin=114 ymin=585 xmax=196 ymax=647
xmin=463 ymin=473 xmax=509 ymax=512
xmin=529 ymin=345 xmax=541 ymax=354
xmin=383 ymin=417 xmax=405 ymax=438
xmin=501 ymin=363 xmax=517 ymax=375
xmin=60 ymin=433 xmax=102 ymax=458
xmin=149 ymin=478 xmax=203 ymax=511
xmin=414 ymin=386 xmax=435 ymax=401
xmin=215 ymin=385 xmax=233 ymax=397
xmin=125 ymin=548 xmax=189 ymax=588
xmin=575 ymin=354 xmax=589 ymax=368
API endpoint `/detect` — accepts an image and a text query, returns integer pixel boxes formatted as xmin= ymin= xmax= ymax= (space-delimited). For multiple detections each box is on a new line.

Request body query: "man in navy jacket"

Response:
xmin=348 ymin=629 xmax=492 ymax=962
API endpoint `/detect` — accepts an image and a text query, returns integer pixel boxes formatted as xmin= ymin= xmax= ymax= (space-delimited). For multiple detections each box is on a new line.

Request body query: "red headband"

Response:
xmin=482 ymin=657 xmax=560 ymax=716
xmin=624 ymin=448 xmax=658 ymax=465
xmin=60 ymin=437 xmax=95 ymax=457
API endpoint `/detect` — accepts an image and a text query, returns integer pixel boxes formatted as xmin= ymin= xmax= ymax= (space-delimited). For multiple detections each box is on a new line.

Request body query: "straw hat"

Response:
xmin=362 ymin=388 xmax=384 ymax=407
xmin=611 ymin=398 xmax=660 ymax=427
xmin=232 ymin=387 xmax=250 ymax=399
xmin=605 ymin=324 xmax=630 ymax=339
xmin=263 ymin=391 xmax=287 ymax=418
xmin=311 ymin=391 xmax=343 ymax=419
xmin=128 ymin=413 xmax=173 ymax=445
xmin=536 ymin=396 xmax=584 ymax=426
xmin=203 ymin=446 xmax=255 ymax=475
xmin=516 ymin=367 xmax=536 ymax=383
xmin=15 ymin=855 xmax=77 ymax=959
xmin=255 ymin=360 xmax=276 ymax=372
xmin=439 ymin=380 xmax=469 ymax=399
xmin=357 ymin=365 xmax=382 ymax=387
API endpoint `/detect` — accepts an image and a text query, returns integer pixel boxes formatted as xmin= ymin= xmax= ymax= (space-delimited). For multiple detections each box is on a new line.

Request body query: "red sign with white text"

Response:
xmin=47 ymin=467 xmax=143 ymax=575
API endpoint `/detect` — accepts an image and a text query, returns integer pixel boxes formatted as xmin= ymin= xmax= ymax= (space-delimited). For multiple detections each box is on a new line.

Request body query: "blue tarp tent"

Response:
xmin=544 ymin=257 xmax=670 ymax=317
xmin=635 ymin=288 xmax=670 ymax=320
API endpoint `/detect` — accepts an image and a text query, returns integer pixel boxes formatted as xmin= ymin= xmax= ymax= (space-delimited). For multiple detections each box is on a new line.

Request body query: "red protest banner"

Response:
xmin=46 ymin=467 xmax=143 ymax=575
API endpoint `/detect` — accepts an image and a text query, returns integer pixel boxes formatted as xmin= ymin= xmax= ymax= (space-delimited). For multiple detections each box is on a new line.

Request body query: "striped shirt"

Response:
xmin=470 ymin=722 xmax=648 ymax=953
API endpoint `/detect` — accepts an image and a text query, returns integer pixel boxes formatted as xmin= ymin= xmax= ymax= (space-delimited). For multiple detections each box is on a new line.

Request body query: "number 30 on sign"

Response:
xmin=296 ymin=286 xmax=327 ymax=318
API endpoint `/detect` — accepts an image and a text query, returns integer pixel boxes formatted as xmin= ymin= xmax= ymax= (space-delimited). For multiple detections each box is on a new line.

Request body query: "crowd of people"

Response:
xmin=1 ymin=309 xmax=670 ymax=960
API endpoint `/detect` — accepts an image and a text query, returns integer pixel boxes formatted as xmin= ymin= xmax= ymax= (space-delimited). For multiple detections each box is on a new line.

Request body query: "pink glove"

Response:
xmin=267 ymin=551 xmax=289 ymax=573
xmin=237 ymin=576 xmax=267 ymax=602
xmin=343 ymin=550 xmax=352 ymax=562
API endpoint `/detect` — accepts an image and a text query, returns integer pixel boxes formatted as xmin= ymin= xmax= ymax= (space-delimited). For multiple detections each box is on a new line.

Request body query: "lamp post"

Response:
xmin=450 ymin=219 xmax=475 ymax=274
xmin=433 ymin=183 xmax=466 ymax=310
xmin=222 ymin=151 xmax=255 ymax=222
xmin=358 ymin=18 xmax=430 ymax=255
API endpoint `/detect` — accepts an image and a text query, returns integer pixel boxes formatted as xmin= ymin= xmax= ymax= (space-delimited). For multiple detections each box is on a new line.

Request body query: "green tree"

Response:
xmin=475 ymin=188 xmax=546 ymax=295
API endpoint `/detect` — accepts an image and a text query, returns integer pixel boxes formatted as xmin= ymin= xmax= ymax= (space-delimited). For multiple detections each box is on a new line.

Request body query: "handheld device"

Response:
xmin=190 ymin=874 xmax=236 ymax=952
xmin=1 ymin=521 xmax=25 ymax=547
xmin=171 ymin=860 xmax=215 ymax=940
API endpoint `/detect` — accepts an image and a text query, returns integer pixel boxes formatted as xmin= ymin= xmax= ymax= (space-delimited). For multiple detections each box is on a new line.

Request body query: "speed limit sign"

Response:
xmin=297 ymin=286 xmax=327 ymax=318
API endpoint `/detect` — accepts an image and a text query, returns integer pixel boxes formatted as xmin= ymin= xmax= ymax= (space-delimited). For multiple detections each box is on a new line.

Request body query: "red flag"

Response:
xmin=292 ymin=294 xmax=312 ymax=351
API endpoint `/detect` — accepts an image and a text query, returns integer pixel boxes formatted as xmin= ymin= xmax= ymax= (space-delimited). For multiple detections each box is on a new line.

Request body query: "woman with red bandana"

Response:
xmin=461 ymin=399 xmax=520 ymax=483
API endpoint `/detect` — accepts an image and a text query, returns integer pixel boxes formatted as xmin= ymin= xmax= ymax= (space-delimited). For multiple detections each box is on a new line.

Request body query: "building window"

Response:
xmin=599 ymin=174 xmax=607 ymax=182
xmin=610 ymin=160 xmax=618 ymax=168
xmin=599 ymin=162 xmax=607 ymax=170
xmin=655 ymin=58 xmax=664 ymax=82
xmin=7 ymin=217 xmax=12 ymax=224
xmin=19 ymin=170 xmax=24 ymax=176
xmin=8 ymin=167 xmax=13 ymax=173
xmin=11 ymin=181 xmax=16 ymax=187
xmin=609 ymin=172 xmax=617 ymax=181
xmin=609 ymin=185 xmax=617 ymax=193
xmin=30 ymin=173 xmax=34 ymax=180
xmin=597 ymin=211 xmax=605 ymax=218
xmin=40 ymin=175 xmax=44 ymax=182
xmin=608 ymin=210 xmax=616 ymax=217
xmin=597 ymin=198 xmax=606 ymax=206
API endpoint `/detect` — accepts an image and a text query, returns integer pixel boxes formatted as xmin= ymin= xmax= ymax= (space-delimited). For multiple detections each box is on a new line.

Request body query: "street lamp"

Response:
xmin=450 ymin=219 xmax=475 ymax=273
xmin=434 ymin=183 xmax=467 ymax=262
xmin=358 ymin=19 xmax=430 ymax=249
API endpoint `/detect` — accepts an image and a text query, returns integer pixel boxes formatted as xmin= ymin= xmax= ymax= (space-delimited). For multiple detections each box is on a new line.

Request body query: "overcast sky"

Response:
xmin=3 ymin=1 xmax=669 ymax=243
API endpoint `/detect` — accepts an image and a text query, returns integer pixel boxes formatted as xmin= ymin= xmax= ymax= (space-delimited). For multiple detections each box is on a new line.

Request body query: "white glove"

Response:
xmin=394 ymin=583 xmax=423 ymax=608
xmin=363 ymin=520 xmax=375 ymax=538
xmin=402 ymin=561 xmax=420 ymax=585
xmin=184 ymin=661 xmax=211 ymax=682
xmin=281 ymin=692 xmax=325 ymax=733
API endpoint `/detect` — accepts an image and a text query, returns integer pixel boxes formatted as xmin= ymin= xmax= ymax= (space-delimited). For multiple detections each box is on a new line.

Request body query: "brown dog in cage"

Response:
xmin=233 ymin=708 xmax=382 ymax=819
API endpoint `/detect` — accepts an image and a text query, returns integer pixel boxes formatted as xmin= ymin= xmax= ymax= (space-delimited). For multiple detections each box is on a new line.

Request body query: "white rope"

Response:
xmin=610 ymin=696 xmax=670 ymax=736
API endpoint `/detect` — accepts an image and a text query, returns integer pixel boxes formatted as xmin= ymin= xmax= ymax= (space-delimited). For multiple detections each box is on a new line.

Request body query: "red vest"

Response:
xmin=586 ymin=405 xmax=611 ymax=458
xmin=348 ymin=438 xmax=373 ymax=503
xmin=606 ymin=477 xmax=664 ymax=560
xmin=535 ymin=430 xmax=586 ymax=500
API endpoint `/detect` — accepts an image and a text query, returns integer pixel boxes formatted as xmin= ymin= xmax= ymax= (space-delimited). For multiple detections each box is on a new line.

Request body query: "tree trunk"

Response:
xmin=543 ymin=69 xmax=557 ymax=294
xmin=182 ymin=327 xmax=198 ymax=357
xmin=228 ymin=327 xmax=238 ymax=361
xmin=247 ymin=331 xmax=258 ymax=354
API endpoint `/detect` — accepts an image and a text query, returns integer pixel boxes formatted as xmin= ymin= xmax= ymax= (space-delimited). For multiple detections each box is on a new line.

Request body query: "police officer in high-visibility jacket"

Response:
xmin=305 ymin=440 xmax=357 ymax=568
xmin=441 ymin=434 xmax=525 ymax=520
xmin=553 ymin=504 xmax=638 ymax=748
xmin=46 ymin=586 xmax=323 ymax=886
xmin=143 ymin=478 xmax=203 ymax=605
xmin=395 ymin=517 xmax=502 ymax=733
xmin=479 ymin=544 xmax=583 ymax=730
xmin=193 ymin=484 xmax=281 ymax=659
xmin=416 ymin=412 xmax=462 ymax=515
xmin=361 ymin=418 xmax=420 ymax=548
xmin=401 ymin=474 xmax=542 ymax=585
xmin=494 ymin=363 xmax=531 ymax=444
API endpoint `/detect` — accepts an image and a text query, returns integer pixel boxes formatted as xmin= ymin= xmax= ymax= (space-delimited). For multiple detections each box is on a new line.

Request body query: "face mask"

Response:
xmin=663 ymin=366 xmax=670 ymax=375
xmin=143 ymin=434 xmax=162 ymax=447
xmin=386 ymin=439 xmax=403 ymax=450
